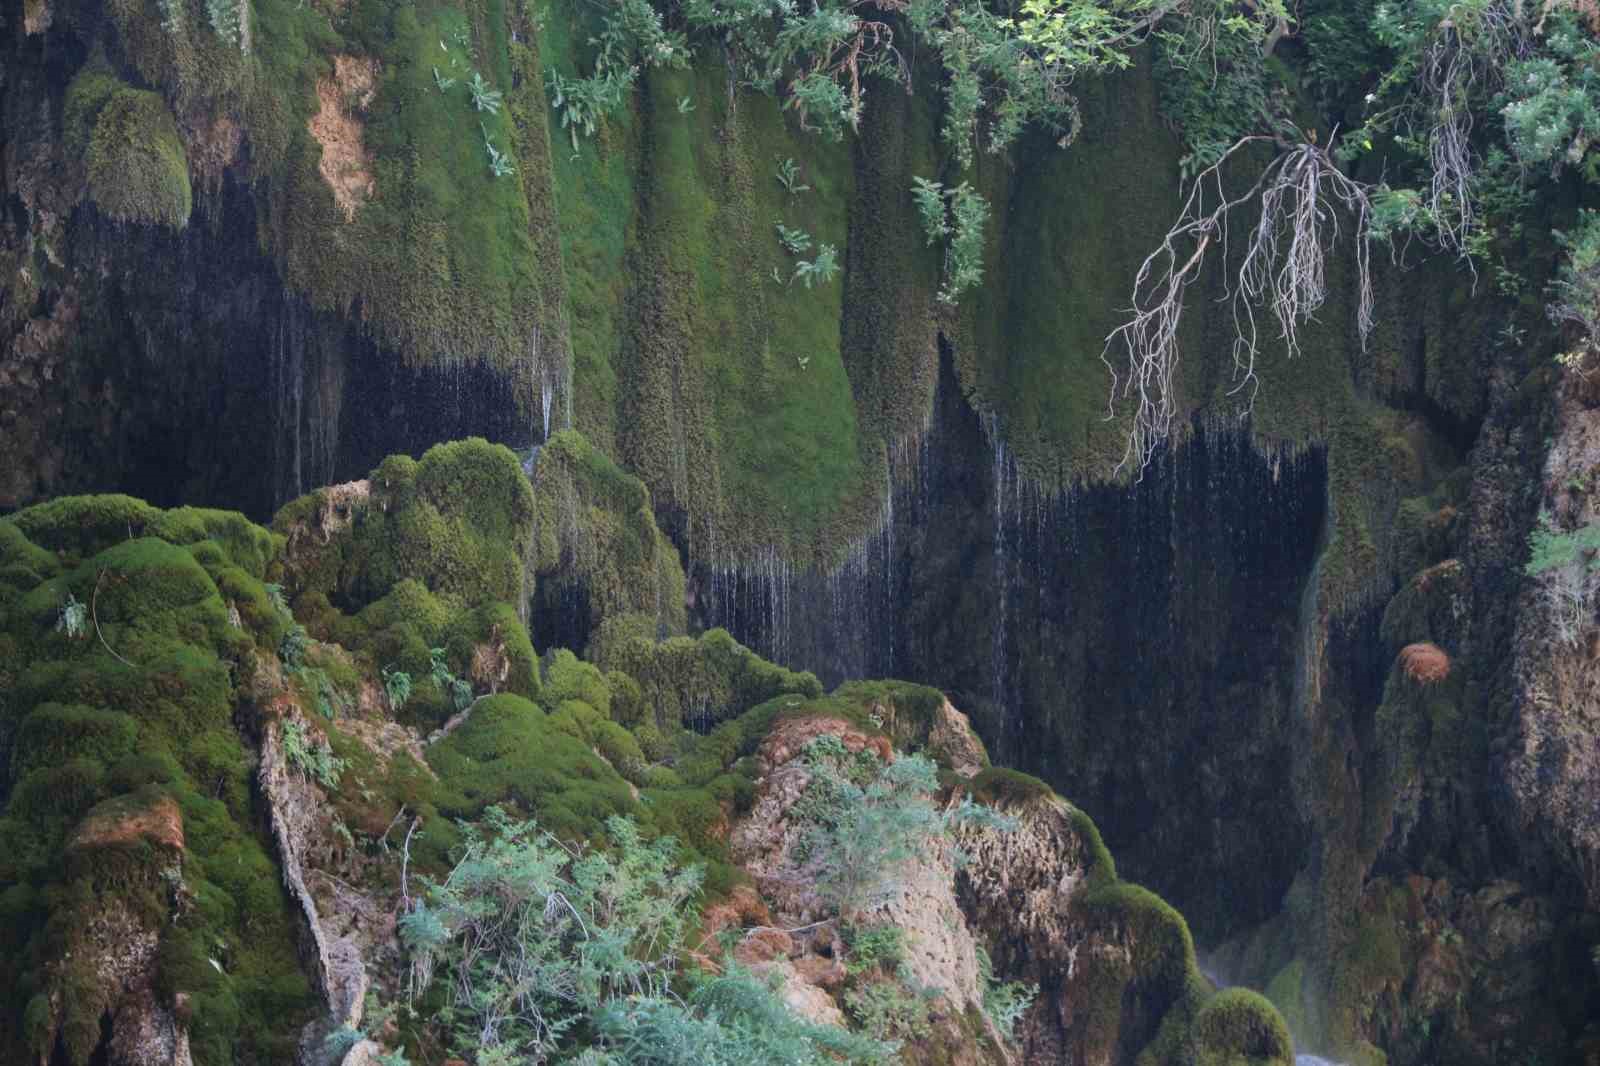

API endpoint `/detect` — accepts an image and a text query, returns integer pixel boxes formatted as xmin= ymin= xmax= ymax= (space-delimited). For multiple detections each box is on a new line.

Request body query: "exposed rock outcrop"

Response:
xmin=1507 ymin=383 xmax=1600 ymax=909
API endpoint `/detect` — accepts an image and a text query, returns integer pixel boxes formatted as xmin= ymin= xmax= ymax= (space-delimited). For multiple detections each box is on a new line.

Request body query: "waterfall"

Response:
xmin=987 ymin=412 xmax=1016 ymax=749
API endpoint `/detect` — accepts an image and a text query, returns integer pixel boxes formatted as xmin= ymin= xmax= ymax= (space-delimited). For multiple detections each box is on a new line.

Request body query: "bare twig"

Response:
xmin=400 ymin=815 xmax=421 ymax=908
xmin=379 ymin=805 xmax=408 ymax=856
xmin=91 ymin=569 xmax=137 ymax=669
xmin=1103 ymin=137 xmax=1378 ymax=475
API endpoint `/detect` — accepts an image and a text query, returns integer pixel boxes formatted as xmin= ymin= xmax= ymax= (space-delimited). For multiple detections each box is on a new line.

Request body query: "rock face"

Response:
xmin=728 ymin=709 xmax=1290 ymax=1066
xmin=1507 ymin=385 xmax=1600 ymax=910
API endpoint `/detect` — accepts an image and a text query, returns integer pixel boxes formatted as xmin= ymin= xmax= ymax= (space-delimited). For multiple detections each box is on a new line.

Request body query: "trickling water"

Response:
xmin=542 ymin=376 xmax=555 ymax=442
xmin=987 ymin=413 xmax=1015 ymax=748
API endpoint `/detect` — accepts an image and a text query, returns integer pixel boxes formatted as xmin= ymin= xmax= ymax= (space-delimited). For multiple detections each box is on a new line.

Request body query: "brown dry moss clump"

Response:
xmin=1399 ymin=641 xmax=1451 ymax=684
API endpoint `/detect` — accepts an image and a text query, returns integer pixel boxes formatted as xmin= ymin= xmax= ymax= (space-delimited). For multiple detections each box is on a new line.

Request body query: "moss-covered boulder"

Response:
xmin=0 ymin=501 xmax=313 ymax=1065
xmin=531 ymin=430 xmax=688 ymax=648
xmin=82 ymin=85 xmax=193 ymax=228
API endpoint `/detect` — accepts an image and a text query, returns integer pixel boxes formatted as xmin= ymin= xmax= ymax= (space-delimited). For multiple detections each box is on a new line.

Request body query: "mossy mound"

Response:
xmin=0 ymin=505 xmax=313 ymax=1065
xmin=426 ymin=693 xmax=638 ymax=841
xmin=531 ymin=430 xmax=688 ymax=643
xmin=586 ymin=618 xmax=821 ymax=732
xmin=1139 ymin=986 xmax=1295 ymax=1066
xmin=274 ymin=437 xmax=533 ymax=611
xmin=81 ymin=84 xmax=193 ymax=228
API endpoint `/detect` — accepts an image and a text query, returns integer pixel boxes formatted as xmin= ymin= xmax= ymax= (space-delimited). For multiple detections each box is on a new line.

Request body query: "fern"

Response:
xmin=281 ymin=719 xmax=346 ymax=789
xmin=433 ymin=66 xmax=457 ymax=92
xmin=792 ymin=244 xmax=839 ymax=288
xmin=382 ymin=666 xmax=413 ymax=711
xmin=775 ymin=222 xmax=813 ymax=255
xmin=55 ymin=593 xmax=87 ymax=639
xmin=910 ymin=177 xmax=950 ymax=243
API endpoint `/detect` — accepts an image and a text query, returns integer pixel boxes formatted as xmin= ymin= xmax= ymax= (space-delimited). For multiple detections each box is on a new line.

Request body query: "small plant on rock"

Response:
xmin=468 ymin=72 xmax=504 ymax=114
xmin=55 ymin=593 xmax=87 ymax=639
xmin=792 ymin=244 xmax=839 ymax=289
xmin=383 ymin=666 xmax=413 ymax=711
xmin=281 ymin=718 xmax=347 ymax=789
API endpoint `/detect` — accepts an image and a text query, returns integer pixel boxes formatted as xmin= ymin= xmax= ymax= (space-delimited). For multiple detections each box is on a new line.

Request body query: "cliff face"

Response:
xmin=6 ymin=0 xmax=1600 ymax=1063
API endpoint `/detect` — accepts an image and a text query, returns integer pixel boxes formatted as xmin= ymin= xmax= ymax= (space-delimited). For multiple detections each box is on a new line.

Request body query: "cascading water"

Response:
xmin=700 ymin=351 xmax=1330 ymax=944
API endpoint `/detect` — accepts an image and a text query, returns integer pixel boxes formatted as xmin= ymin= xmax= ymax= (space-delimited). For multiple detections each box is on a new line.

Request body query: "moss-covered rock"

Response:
xmin=0 ymin=500 xmax=313 ymax=1064
xmin=84 ymin=87 xmax=192 ymax=228
xmin=531 ymin=430 xmax=687 ymax=647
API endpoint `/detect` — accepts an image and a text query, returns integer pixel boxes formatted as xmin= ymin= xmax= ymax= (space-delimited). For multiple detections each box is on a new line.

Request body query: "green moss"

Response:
xmin=1190 ymin=988 xmax=1295 ymax=1066
xmin=358 ymin=579 xmax=452 ymax=644
xmin=12 ymin=705 xmax=139 ymax=778
xmin=532 ymin=430 xmax=688 ymax=638
xmin=1083 ymin=881 xmax=1198 ymax=985
xmin=7 ymin=494 xmax=161 ymax=560
xmin=1264 ymin=959 xmax=1308 ymax=1045
xmin=146 ymin=508 xmax=281 ymax=578
xmin=425 ymin=693 xmax=638 ymax=840
xmin=275 ymin=438 xmax=534 ymax=611
xmin=543 ymin=648 xmax=612 ymax=717
xmin=0 ymin=498 xmax=316 ymax=1064
xmin=84 ymin=88 xmax=192 ymax=228
xmin=588 ymin=624 xmax=820 ymax=732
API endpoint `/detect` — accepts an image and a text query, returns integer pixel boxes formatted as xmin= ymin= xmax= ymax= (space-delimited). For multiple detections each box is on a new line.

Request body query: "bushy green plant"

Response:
xmin=787 ymin=734 xmax=1016 ymax=915
xmin=976 ymin=944 xmax=1038 ymax=1039
xmin=1524 ymin=510 xmax=1600 ymax=648
xmin=941 ymin=183 xmax=988 ymax=304
xmin=592 ymin=965 xmax=894 ymax=1064
xmin=279 ymin=624 xmax=310 ymax=669
xmin=843 ymin=977 xmax=934 ymax=1041
xmin=911 ymin=177 xmax=950 ymax=244
xmin=383 ymin=666 xmax=413 ymax=711
xmin=775 ymin=222 xmax=813 ymax=255
xmin=547 ymin=0 xmax=688 ymax=148
xmin=205 ymin=0 xmax=243 ymax=48
xmin=400 ymin=810 xmax=703 ymax=1060
xmin=481 ymin=123 xmax=516 ymax=179
xmin=428 ymin=648 xmax=475 ymax=713
xmin=775 ymin=157 xmax=810 ymax=195
xmin=1550 ymin=209 xmax=1600 ymax=368
xmin=792 ymin=244 xmax=840 ymax=289
xmin=1525 ymin=510 xmax=1600 ymax=576
xmin=843 ymin=923 xmax=905 ymax=976
xmin=468 ymin=72 xmax=504 ymax=114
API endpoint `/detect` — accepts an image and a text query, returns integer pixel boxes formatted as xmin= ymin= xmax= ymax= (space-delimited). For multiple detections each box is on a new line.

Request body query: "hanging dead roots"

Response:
xmin=1103 ymin=137 xmax=1378 ymax=475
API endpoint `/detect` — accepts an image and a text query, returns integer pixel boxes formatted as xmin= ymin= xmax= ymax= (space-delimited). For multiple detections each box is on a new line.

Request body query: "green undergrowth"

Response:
xmin=0 ymin=504 xmax=313 ymax=1065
